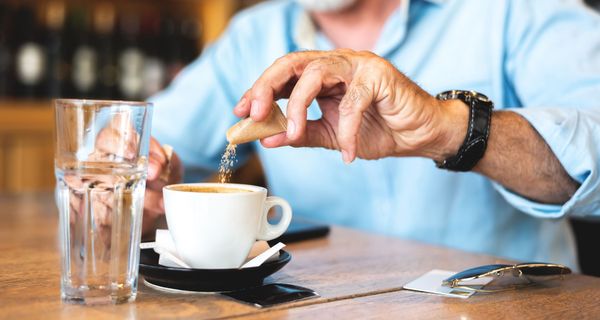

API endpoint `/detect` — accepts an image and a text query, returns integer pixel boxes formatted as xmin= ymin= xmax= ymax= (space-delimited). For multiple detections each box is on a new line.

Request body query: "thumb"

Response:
xmin=260 ymin=119 xmax=337 ymax=151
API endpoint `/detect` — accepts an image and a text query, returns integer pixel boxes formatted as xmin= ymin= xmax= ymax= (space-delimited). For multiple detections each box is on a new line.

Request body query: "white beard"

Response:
xmin=295 ymin=0 xmax=358 ymax=12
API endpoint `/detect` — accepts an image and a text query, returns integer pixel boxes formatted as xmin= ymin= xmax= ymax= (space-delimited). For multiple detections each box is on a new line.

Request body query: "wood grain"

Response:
xmin=242 ymin=279 xmax=600 ymax=320
xmin=1 ymin=194 xmax=599 ymax=319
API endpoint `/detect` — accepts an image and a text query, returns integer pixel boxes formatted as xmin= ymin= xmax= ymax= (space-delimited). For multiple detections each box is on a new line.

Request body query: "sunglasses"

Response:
xmin=442 ymin=262 xmax=572 ymax=293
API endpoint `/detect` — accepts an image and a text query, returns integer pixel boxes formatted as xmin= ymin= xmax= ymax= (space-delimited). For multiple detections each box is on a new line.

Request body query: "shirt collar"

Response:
xmin=292 ymin=0 xmax=446 ymax=54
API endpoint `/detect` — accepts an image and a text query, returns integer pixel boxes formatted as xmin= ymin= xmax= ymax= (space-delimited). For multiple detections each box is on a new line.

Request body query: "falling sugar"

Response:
xmin=218 ymin=143 xmax=238 ymax=183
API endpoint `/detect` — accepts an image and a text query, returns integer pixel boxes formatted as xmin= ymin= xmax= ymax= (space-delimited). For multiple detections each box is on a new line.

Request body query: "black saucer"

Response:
xmin=139 ymin=249 xmax=291 ymax=293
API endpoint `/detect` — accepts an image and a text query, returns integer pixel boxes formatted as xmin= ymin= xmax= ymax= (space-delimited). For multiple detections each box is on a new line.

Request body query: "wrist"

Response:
xmin=430 ymin=99 xmax=469 ymax=163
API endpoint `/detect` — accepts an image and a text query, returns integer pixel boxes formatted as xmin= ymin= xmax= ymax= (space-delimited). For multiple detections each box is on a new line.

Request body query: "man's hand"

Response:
xmin=235 ymin=49 xmax=578 ymax=204
xmin=234 ymin=49 xmax=467 ymax=163
xmin=64 ymin=115 xmax=185 ymax=239
xmin=142 ymin=138 xmax=184 ymax=235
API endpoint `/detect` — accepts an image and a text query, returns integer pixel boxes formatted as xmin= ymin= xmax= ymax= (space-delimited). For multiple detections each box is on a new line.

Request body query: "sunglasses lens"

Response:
xmin=518 ymin=264 xmax=572 ymax=277
xmin=443 ymin=262 xmax=572 ymax=292
xmin=444 ymin=264 xmax=511 ymax=285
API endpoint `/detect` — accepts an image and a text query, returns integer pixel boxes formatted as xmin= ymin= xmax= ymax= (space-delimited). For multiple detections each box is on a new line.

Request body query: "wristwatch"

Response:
xmin=435 ymin=90 xmax=494 ymax=172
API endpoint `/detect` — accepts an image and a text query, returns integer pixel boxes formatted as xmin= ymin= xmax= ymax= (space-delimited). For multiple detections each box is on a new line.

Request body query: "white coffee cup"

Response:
xmin=162 ymin=183 xmax=292 ymax=269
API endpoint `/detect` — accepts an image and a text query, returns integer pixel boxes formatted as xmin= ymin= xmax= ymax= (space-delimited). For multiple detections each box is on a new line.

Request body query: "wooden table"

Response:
xmin=1 ymin=193 xmax=599 ymax=319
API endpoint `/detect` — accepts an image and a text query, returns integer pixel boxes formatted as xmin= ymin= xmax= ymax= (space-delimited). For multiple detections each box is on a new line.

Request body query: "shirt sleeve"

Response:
xmin=497 ymin=0 xmax=600 ymax=218
xmin=148 ymin=15 xmax=256 ymax=182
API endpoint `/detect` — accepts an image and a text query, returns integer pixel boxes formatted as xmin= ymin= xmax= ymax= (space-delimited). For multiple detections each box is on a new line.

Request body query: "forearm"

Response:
xmin=473 ymin=110 xmax=579 ymax=204
xmin=436 ymin=100 xmax=580 ymax=204
xmin=432 ymin=99 xmax=579 ymax=204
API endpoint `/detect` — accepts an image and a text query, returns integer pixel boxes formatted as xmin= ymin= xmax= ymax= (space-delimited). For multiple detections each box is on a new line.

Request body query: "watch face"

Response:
xmin=434 ymin=89 xmax=494 ymax=172
xmin=470 ymin=91 xmax=491 ymax=102
xmin=436 ymin=90 xmax=491 ymax=104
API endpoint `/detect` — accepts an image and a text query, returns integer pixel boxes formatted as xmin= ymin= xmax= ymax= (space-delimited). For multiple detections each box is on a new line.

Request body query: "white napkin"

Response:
xmin=155 ymin=230 xmax=190 ymax=268
xmin=142 ymin=229 xmax=283 ymax=269
xmin=403 ymin=269 xmax=494 ymax=299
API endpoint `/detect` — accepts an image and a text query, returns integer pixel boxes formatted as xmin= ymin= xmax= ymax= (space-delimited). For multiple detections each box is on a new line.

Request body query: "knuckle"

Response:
xmin=339 ymin=82 xmax=371 ymax=116
xmin=304 ymin=60 xmax=326 ymax=75
xmin=339 ymin=100 xmax=355 ymax=116
xmin=356 ymin=52 xmax=391 ymax=71
xmin=357 ymin=50 xmax=375 ymax=58
xmin=344 ymin=82 xmax=370 ymax=106
xmin=334 ymin=48 xmax=355 ymax=56
xmin=275 ymin=53 xmax=293 ymax=65
xmin=367 ymin=56 xmax=389 ymax=70
xmin=280 ymin=50 xmax=312 ymax=65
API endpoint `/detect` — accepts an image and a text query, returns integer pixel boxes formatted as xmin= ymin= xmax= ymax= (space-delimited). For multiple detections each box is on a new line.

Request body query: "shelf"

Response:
xmin=0 ymin=100 xmax=54 ymax=133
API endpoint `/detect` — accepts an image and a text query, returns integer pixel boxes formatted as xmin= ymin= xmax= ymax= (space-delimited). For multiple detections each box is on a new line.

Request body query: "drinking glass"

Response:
xmin=54 ymin=99 xmax=153 ymax=304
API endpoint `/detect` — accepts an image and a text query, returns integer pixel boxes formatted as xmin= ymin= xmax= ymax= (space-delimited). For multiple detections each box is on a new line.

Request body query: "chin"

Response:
xmin=295 ymin=0 xmax=358 ymax=12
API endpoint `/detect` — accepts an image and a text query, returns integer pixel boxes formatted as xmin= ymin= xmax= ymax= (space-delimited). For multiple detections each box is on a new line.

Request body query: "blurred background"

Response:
xmin=0 ymin=0 xmax=264 ymax=194
xmin=0 ymin=0 xmax=599 ymax=275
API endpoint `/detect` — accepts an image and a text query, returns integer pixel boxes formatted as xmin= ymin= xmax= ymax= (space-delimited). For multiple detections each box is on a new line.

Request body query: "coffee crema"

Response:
xmin=170 ymin=186 xmax=252 ymax=193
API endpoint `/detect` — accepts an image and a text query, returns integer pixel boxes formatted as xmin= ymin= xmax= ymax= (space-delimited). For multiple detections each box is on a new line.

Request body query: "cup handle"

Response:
xmin=257 ymin=196 xmax=293 ymax=241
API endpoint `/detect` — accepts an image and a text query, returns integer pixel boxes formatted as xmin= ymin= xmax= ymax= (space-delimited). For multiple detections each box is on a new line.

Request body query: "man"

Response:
xmin=147 ymin=0 xmax=600 ymax=269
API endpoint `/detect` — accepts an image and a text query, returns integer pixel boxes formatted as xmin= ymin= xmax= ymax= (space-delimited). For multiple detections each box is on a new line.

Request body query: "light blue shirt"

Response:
xmin=151 ymin=0 xmax=600 ymax=269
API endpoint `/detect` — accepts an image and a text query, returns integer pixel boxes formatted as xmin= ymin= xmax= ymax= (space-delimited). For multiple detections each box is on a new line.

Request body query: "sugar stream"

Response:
xmin=218 ymin=143 xmax=237 ymax=183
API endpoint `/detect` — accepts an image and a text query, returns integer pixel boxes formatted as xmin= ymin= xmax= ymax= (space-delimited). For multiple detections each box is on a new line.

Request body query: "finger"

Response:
xmin=94 ymin=191 xmax=113 ymax=226
xmin=148 ymin=151 xmax=183 ymax=191
xmin=337 ymin=80 xmax=373 ymax=163
xmin=95 ymin=115 xmax=139 ymax=161
xmin=285 ymin=58 xmax=348 ymax=141
xmin=147 ymin=138 xmax=167 ymax=181
xmin=146 ymin=170 xmax=167 ymax=191
xmin=248 ymin=51 xmax=331 ymax=122
xmin=144 ymin=188 xmax=165 ymax=215
xmin=260 ymin=132 xmax=288 ymax=148
xmin=168 ymin=151 xmax=184 ymax=184
xmin=260 ymin=120 xmax=336 ymax=150
xmin=233 ymin=90 xmax=251 ymax=117
xmin=301 ymin=120 xmax=338 ymax=150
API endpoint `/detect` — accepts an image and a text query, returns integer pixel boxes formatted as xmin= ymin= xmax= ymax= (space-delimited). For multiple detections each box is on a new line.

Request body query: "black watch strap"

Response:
xmin=435 ymin=90 xmax=493 ymax=172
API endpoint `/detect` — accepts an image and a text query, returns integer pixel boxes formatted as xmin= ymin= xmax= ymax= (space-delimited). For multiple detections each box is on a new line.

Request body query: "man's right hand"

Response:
xmin=142 ymin=137 xmax=184 ymax=235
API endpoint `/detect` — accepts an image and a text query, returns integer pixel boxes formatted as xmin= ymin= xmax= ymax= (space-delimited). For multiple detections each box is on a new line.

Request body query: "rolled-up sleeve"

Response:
xmin=496 ymin=0 xmax=600 ymax=218
xmin=496 ymin=108 xmax=600 ymax=218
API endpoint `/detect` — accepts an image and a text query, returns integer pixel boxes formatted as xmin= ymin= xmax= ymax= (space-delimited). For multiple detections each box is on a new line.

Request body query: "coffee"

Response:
xmin=170 ymin=185 xmax=251 ymax=193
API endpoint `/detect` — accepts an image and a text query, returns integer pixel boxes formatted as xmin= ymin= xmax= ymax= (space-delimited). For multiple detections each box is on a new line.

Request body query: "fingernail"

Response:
xmin=250 ymin=100 xmax=260 ymax=118
xmin=287 ymin=120 xmax=296 ymax=139
xmin=342 ymin=150 xmax=351 ymax=164
xmin=159 ymin=198 xmax=165 ymax=212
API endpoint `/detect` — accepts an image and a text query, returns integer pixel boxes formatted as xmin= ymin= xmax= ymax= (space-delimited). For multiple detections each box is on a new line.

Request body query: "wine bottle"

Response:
xmin=93 ymin=2 xmax=117 ymax=99
xmin=44 ymin=0 xmax=66 ymax=98
xmin=67 ymin=7 xmax=98 ymax=98
xmin=117 ymin=13 xmax=144 ymax=100
xmin=140 ymin=11 xmax=166 ymax=99
xmin=13 ymin=5 xmax=47 ymax=98
xmin=180 ymin=18 xmax=202 ymax=65
xmin=160 ymin=16 xmax=184 ymax=84
xmin=0 ymin=3 xmax=14 ymax=97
